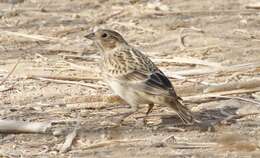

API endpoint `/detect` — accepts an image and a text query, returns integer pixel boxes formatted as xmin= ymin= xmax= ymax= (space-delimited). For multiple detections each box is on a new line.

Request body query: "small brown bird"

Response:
xmin=85 ymin=29 xmax=194 ymax=124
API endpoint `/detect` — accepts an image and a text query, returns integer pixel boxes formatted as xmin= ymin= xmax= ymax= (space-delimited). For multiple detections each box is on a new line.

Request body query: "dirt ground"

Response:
xmin=1 ymin=0 xmax=260 ymax=157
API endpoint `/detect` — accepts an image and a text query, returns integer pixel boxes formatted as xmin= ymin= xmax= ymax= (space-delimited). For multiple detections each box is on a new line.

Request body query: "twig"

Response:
xmin=63 ymin=60 xmax=96 ymax=71
xmin=246 ymin=3 xmax=260 ymax=9
xmin=204 ymin=79 xmax=260 ymax=93
xmin=168 ymin=142 xmax=216 ymax=149
xmin=208 ymin=95 xmax=260 ymax=106
xmin=174 ymin=67 xmax=219 ymax=76
xmin=26 ymin=75 xmax=104 ymax=89
xmin=179 ymin=27 xmax=204 ymax=50
xmin=179 ymin=28 xmax=187 ymax=50
xmin=152 ymin=57 xmax=223 ymax=68
xmin=0 ymin=30 xmax=61 ymax=42
xmin=1 ymin=30 xmax=53 ymax=41
xmin=60 ymin=54 xmax=99 ymax=61
xmin=135 ymin=113 xmax=185 ymax=119
xmin=162 ymin=126 xmax=186 ymax=132
xmin=174 ymin=61 xmax=260 ymax=76
xmin=0 ymin=85 xmax=14 ymax=92
xmin=59 ymin=118 xmax=80 ymax=153
xmin=183 ymin=87 xmax=260 ymax=102
xmin=0 ymin=119 xmax=51 ymax=133
xmin=82 ymin=139 xmax=145 ymax=150
xmin=150 ymin=10 xmax=259 ymax=17
xmin=26 ymin=75 xmax=101 ymax=82
xmin=166 ymin=72 xmax=219 ymax=86
xmin=0 ymin=59 xmax=20 ymax=85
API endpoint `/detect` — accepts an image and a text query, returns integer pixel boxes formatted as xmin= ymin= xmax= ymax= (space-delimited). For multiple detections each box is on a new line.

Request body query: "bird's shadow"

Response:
xmin=159 ymin=106 xmax=239 ymax=132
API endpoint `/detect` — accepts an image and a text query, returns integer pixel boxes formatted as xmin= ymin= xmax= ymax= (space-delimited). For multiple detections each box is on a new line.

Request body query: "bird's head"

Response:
xmin=85 ymin=29 xmax=128 ymax=51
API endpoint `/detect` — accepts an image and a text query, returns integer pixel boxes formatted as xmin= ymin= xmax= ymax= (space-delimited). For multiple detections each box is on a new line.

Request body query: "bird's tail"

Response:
xmin=167 ymin=99 xmax=194 ymax=124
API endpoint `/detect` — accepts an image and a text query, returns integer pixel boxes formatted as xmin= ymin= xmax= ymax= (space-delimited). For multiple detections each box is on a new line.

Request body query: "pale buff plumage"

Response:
xmin=85 ymin=29 xmax=194 ymax=124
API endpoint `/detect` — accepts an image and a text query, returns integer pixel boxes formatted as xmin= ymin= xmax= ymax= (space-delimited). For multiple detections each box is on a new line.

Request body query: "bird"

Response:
xmin=85 ymin=29 xmax=194 ymax=125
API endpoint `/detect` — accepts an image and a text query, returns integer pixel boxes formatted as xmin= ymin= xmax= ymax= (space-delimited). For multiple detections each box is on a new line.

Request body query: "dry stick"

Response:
xmin=0 ymin=120 xmax=51 ymax=133
xmin=183 ymin=87 xmax=260 ymax=102
xmin=135 ymin=113 xmax=183 ymax=119
xmin=0 ymin=85 xmax=14 ymax=92
xmin=246 ymin=3 xmax=260 ymax=9
xmin=82 ymin=137 xmax=213 ymax=150
xmin=166 ymin=72 xmax=218 ymax=86
xmin=26 ymin=75 xmax=100 ymax=82
xmin=0 ymin=59 xmax=20 ymax=85
xmin=179 ymin=27 xmax=204 ymax=50
xmin=63 ymin=60 xmax=97 ymax=71
xmin=61 ymin=54 xmax=99 ymax=61
xmin=168 ymin=142 xmax=216 ymax=149
xmin=207 ymin=95 xmax=260 ymax=106
xmin=149 ymin=10 xmax=259 ymax=17
xmin=204 ymin=79 xmax=260 ymax=93
xmin=82 ymin=139 xmax=145 ymax=150
xmin=59 ymin=128 xmax=78 ymax=153
xmin=0 ymin=30 xmax=59 ymax=42
xmin=152 ymin=57 xmax=223 ymax=68
xmin=174 ymin=61 xmax=260 ymax=76
xmin=175 ymin=67 xmax=219 ymax=76
xmin=59 ymin=118 xmax=80 ymax=153
xmin=26 ymin=76 xmax=104 ymax=89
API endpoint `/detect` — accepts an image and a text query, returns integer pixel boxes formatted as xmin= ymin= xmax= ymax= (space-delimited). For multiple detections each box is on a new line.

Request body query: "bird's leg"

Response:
xmin=146 ymin=103 xmax=154 ymax=116
xmin=144 ymin=103 xmax=154 ymax=125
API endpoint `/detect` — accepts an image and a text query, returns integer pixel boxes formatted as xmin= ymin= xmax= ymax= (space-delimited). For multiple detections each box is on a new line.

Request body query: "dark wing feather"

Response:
xmin=146 ymin=70 xmax=173 ymax=90
xmin=145 ymin=70 xmax=180 ymax=99
xmin=119 ymin=69 xmax=179 ymax=98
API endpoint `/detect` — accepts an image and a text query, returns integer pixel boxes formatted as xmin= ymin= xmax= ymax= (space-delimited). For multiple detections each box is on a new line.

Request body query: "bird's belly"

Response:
xmin=106 ymin=80 xmax=148 ymax=105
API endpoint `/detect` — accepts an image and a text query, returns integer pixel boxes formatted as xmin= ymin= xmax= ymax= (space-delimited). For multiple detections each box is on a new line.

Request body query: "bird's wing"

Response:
xmin=118 ymin=69 xmax=179 ymax=97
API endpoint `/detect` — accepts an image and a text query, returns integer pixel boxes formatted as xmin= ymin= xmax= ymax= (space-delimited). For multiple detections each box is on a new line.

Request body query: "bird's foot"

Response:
xmin=143 ymin=103 xmax=155 ymax=126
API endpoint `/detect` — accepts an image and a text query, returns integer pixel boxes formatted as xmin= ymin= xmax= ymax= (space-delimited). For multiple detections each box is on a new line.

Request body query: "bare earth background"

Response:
xmin=1 ymin=0 xmax=260 ymax=157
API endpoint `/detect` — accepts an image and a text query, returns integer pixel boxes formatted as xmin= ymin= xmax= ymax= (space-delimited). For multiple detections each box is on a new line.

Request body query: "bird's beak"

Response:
xmin=84 ymin=32 xmax=95 ymax=40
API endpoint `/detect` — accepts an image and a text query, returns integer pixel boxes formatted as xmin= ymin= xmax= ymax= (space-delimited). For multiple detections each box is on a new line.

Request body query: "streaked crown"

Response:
xmin=85 ymin=29 xmax=128 ymax=50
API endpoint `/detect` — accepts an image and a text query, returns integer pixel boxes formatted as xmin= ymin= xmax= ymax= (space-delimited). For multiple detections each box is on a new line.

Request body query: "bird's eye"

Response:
xmin=101 ymin=33 xmax=108 ymax=38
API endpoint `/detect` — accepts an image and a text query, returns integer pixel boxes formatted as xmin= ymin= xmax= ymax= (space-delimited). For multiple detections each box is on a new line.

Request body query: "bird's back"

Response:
xmin=101 ymin=46 xmax=158 ymax=79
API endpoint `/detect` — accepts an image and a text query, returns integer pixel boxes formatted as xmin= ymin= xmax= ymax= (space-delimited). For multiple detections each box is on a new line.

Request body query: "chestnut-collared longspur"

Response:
xmin=85 ymin=29 xmax=194 ymax=124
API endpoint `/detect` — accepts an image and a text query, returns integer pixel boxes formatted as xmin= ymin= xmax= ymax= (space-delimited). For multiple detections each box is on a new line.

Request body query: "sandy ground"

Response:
xmin=1 ymin=0 xmax=260 ymax=157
